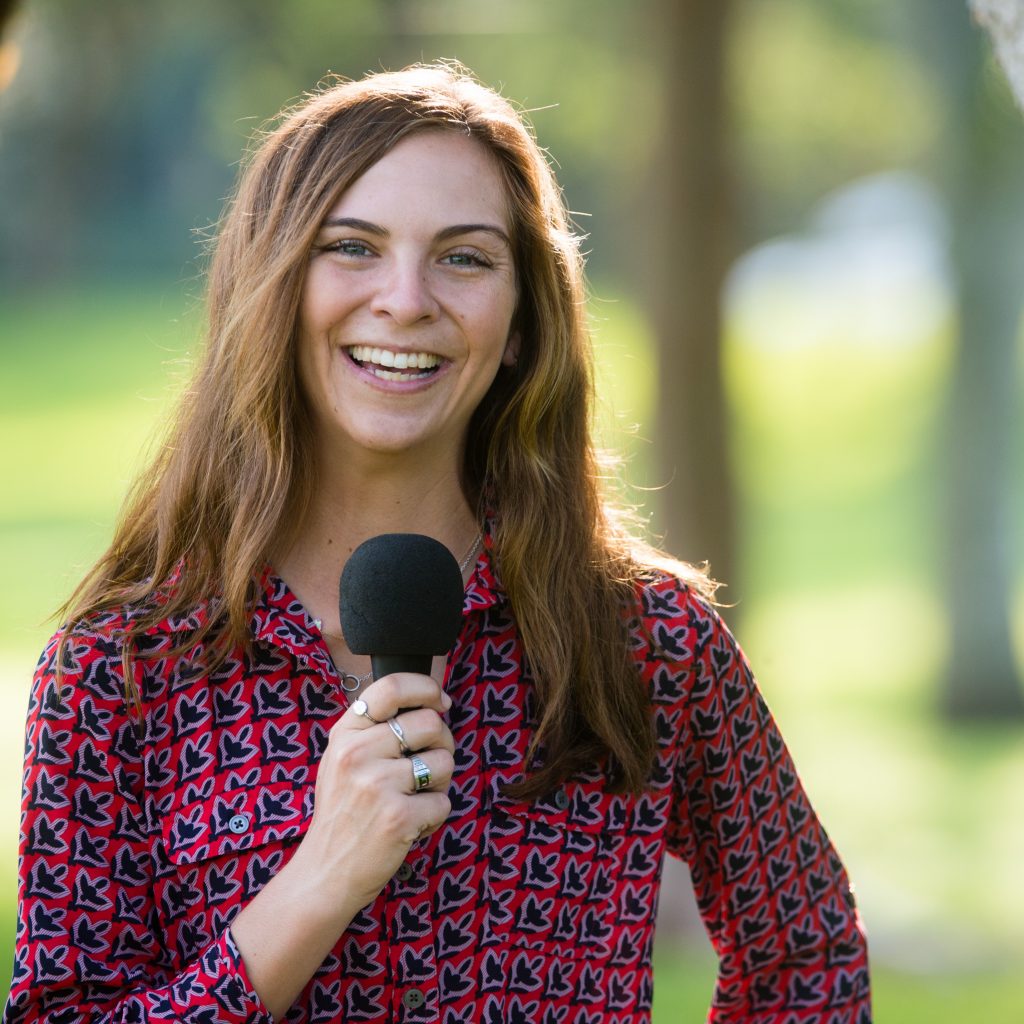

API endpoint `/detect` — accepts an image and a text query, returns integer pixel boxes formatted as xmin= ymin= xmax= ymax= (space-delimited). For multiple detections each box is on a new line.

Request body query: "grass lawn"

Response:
xmin=1 ymin=282 xmax=1022 ymax=1019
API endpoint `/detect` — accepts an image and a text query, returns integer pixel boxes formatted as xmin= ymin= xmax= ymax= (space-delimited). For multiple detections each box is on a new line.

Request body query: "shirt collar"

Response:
xmin=251 ymin=525 xmax=507 ymax=663
xmin=463 ymin=523 xmax=505 ymax=613
xmin=249 ymin=567 xmax=336 ymax=677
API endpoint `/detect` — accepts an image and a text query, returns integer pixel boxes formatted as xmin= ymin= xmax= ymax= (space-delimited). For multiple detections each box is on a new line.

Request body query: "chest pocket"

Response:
xmin=484 ymin=775 xmax=654 ymax=963
xmin=155 ymin=777 xmax=312 ymax=960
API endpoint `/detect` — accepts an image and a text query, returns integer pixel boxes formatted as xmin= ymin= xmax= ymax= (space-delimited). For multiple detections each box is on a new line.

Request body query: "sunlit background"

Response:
xmin=2 ymin=0 xmax=1023 ymax=1020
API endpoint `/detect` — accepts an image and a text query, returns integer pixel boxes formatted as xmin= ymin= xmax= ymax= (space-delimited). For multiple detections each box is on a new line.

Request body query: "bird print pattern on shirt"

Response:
xmin=3 ymin=543 xmax=870 ymax=1023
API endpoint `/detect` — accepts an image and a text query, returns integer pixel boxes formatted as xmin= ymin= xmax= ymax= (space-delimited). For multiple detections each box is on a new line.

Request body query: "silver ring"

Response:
xmin=386 ymin=717 xmax=411 ymax=756
xmin=351 ymin=698 xmax=381 ymax=724
xmin=410 ymin=755 xmax=432 ymax=792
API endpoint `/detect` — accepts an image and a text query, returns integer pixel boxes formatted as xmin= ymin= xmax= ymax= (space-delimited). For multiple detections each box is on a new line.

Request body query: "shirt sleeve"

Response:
xmin=2 ymin=627 xmax=273 ymax=1024
xmin=642 ymin=580 xmax=871 ymax=1023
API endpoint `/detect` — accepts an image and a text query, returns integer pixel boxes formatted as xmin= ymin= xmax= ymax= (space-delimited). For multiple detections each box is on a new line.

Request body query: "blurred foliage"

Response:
xmin=731 ymin=1 xmax=941 ymax=234
xmin=0 ymin=0 xmax=995 ymax=284
xmin=0 ymin=0 xmax=662 ymax=283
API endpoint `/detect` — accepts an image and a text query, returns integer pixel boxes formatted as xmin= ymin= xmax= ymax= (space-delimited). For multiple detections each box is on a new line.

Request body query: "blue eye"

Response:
xmin=327 ymin=240 xmax=373 ymax=257
xmin=443 ymin=251 xmax=489 ymax=268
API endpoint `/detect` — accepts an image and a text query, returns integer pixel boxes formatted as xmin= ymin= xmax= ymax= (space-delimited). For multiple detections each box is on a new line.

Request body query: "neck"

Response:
xmin=272 ymin=443 xmax=480 ymax=658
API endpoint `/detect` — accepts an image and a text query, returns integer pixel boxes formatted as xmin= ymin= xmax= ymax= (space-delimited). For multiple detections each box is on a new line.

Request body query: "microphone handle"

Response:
xmin=370 ymin=653 xmax=433 ymax=680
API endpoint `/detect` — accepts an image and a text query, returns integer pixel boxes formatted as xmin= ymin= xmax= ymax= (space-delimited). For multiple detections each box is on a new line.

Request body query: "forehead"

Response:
xmin=325 ymin=130 xmax=511 ymax=230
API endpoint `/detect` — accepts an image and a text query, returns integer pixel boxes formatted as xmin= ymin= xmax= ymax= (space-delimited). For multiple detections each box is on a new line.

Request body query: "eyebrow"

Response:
xmin=321 ymin=217 xmax=511 ymax=247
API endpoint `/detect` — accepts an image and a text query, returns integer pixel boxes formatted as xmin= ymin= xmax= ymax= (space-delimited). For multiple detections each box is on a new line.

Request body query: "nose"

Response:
xmin=370 ymin=256 xmax=440 ymax=326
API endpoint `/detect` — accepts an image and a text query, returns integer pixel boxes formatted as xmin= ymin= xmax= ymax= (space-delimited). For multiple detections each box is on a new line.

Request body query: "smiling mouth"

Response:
xmin=346 ymin=345 xmax=442 ymax=382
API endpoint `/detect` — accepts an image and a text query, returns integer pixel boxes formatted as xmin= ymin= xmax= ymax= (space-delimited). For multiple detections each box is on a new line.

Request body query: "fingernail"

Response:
xmin=441 ymin=690 xmax=452 ymax=710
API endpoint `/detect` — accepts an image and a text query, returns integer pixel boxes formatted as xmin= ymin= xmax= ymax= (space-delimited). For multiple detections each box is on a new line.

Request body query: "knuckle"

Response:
xmin=328 ymin=717 xmax=352 ymax=740
xmin=378 ymin=796 xmax=414 ymax=835
xmin=369 ymin=675 xmax=397 ymax=708
xmin=406 ymin=707 xmax=441 ymax=737
xmin=327 ymin=735 xmax=361 ymax=773
xmin=433 ymin=749 xmax=455 ymax=778
xmin=326 ymin=728 xmax=379 ymax=774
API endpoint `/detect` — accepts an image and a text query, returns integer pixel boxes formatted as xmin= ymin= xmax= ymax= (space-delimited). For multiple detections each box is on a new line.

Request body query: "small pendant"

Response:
xmin=341 ymin=673 xmax=363 ymax=693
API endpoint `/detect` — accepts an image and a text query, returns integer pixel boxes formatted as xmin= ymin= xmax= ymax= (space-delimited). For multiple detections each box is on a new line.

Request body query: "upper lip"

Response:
xmin=346 ymin=344 xmax=443 ymax=370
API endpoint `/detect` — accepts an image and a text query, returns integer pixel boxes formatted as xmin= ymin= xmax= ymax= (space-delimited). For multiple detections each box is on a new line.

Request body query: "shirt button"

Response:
xmin=228 ymin=814 xmax=250 ymax=834
xmin=554 ymin=789 xmax=570 ymax=810
xmin=395 ymin=862 xmax=414 ymax=882
xmin=402 ymin=988 xmax=426 ymax=1009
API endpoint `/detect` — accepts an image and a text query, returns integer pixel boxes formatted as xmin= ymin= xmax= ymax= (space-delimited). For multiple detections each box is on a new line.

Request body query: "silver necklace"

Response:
xmin=459 ymin=530 xmax=482 ymax=574
xmin=340 ymin=668 xmax=372 ymax=693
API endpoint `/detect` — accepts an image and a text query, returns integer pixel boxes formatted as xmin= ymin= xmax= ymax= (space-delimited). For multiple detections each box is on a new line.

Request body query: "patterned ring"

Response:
xmin=410 ymin=755 xmax=432 ymax=792
xmin=386 ymin=717 xmax=411 ymax=756
xmin=350 ymin=698 xmax=381 ymax=725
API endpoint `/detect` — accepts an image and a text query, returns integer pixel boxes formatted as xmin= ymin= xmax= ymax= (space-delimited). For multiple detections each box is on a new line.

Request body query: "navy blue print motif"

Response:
xmin=2 ymin=541 xmax=870 ymax=1022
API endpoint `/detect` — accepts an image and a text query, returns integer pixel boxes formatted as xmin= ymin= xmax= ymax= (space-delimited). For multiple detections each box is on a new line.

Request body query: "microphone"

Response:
xmin=339 ymin=533 xmax=465 ymax=680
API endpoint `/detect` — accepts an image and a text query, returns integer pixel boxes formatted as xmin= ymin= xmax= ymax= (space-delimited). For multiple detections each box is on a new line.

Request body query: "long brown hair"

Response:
xmin=59 ymin=63 xmax=714 ymax=798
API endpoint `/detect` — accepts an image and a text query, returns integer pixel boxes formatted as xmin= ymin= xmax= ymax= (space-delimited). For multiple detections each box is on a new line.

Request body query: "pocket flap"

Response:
xmin=488 ymin=774 xmax=631 ymax=834
xmin=162 ymin=778 xmax=312 ymax=865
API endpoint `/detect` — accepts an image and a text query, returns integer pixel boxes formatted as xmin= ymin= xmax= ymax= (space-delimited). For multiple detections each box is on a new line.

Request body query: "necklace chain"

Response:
xmin=340 ymin=669 xmax=372 ymax=693
xmin=458 ymin=531 xmax=482 ymax=574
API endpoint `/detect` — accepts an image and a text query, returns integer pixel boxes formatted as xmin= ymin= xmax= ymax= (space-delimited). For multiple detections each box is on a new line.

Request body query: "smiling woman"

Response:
xmin=294 ymin=132 xmax=519 ymax=466
xmin=1 ymin=64 xmax=871 ymax=1024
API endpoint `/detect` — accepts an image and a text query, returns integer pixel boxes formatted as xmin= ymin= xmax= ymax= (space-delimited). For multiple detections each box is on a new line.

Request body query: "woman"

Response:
xmin=4 ymin=64 xmax=870 ymax=1023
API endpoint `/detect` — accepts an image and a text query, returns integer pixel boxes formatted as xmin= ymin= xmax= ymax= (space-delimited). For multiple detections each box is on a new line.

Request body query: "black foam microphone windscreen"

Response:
xmin=339 ymin=533 xmax=465 ymax=680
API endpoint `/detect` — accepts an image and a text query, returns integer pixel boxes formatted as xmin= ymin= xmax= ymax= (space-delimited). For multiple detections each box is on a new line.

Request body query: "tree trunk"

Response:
xmin=0 ymin=0 xmax=19 ymax=38
xmin=646 ymin=0 xmax=737 ymax=590
xmin=936 ymin=1 xmax=1024 ymax=717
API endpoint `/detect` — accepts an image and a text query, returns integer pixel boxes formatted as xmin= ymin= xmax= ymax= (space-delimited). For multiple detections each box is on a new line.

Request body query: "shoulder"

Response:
xmin=38 ymin=610 xmax=129 ymax=680
xmin=25 ymin=617 xmax=144 ymax=787
xmin=626 ymin=564 xmax=752 ymax=704
xmin=57 ymin=565 xmax=222 ymax=658
xmin=31 ymin=615 xmax=132 ymax=724
xmin=35 ymin=581 xmax=212 ymax=709
xmin=630 ymin=565 xmax=724 ymax=654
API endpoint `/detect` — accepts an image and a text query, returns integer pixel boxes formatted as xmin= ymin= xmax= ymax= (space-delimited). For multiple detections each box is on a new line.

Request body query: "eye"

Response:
xmin=441 ymin=249 xmax=491 ymax=269
xmin=323 ymin=239 xmax=375 ymax=258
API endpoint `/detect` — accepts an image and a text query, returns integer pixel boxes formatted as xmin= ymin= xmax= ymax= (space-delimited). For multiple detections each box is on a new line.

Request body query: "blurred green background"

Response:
xmin=1 ymin=0 xmax=1023 ymax=1020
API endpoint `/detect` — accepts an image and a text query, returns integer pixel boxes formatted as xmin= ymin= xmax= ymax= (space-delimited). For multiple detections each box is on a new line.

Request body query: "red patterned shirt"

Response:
xmin=3 ymin=541 xmax=870 ymax=1023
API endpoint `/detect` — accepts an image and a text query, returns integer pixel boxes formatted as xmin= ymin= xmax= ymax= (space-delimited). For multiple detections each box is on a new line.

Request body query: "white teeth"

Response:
xmin=348 ymin=346 xmax=441 ymax=374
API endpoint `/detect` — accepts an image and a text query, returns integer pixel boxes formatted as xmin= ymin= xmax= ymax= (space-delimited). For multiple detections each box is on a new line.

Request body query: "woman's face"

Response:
xmin=296 ymin=130 xmax=519 ymax=471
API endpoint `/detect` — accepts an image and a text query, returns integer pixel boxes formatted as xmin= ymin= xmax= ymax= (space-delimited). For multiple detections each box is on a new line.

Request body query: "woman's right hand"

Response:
xmin=295 ymin=671 xmax=455 ymax=916
xmin=230 ymin=672 xmax=454 ymax=1020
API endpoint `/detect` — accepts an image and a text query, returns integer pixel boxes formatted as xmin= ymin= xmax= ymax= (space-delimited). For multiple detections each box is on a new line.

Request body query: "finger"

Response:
xmin=398 ymin=748 xmax=455 ymax=795
xmin=344 ymin=673 xmax=450 ymax=727
xmin=384 ymin=716 xmax=412 ymax=756
xmin=344 ymin=712 xmax=454 ymax=761
xmin=387 ymin=709 xmax=455 ymax=756
xmin=400 ymin=792 xmax=452 ymax=844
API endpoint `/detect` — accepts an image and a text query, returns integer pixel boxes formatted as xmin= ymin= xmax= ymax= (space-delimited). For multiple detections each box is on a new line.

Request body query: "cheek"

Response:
xmin=297 ymin=278 xmax=328 ymax=337
xmin=294 ymin=328 xmax=327 ymax=406
xmin=469 ymin=284 xmax=518 ymax=348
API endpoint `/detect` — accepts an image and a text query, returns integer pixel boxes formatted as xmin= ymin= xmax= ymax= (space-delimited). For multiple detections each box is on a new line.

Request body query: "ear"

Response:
xmin=501 ymin=331 xmax=521 ymax=367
